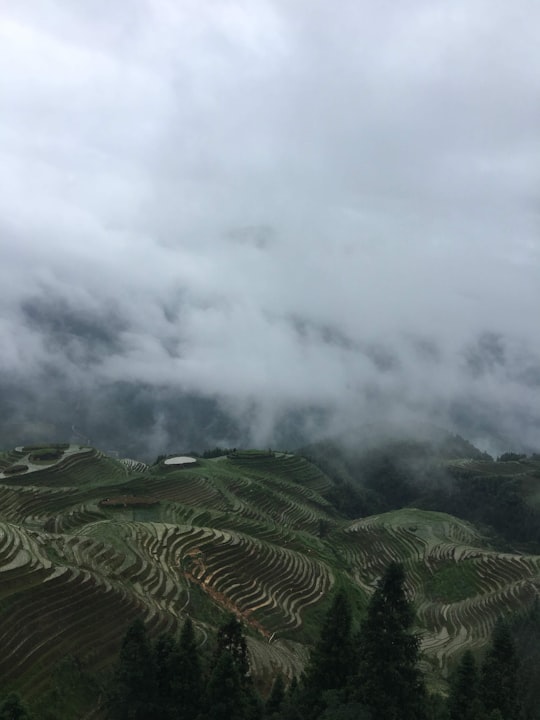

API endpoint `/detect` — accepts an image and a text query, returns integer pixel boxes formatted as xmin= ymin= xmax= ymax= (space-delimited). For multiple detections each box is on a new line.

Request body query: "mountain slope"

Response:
xmin=0 ymin=443 xmax=539 ymax=711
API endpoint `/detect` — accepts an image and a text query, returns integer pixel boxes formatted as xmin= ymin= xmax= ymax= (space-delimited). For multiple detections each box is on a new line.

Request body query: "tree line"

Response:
xmin=304 ymin=441 xmax=540 ymax=552
xmin=107 ymin=612 xmax=261 ymax=720
xmin=103 ymin=562 xmax=530 ymax=720
xmin=0 ymin=562 xmax=534 ymax=720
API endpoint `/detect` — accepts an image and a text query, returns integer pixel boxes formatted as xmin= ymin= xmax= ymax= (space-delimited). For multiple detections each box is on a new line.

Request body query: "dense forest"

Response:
xmin=302 ymin=438 xmax=540 ymax=551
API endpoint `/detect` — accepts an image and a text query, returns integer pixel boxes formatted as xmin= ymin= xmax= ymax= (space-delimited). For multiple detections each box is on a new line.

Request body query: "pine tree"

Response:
xmin=265 ymin=674 xmax=285 ymax=717
xmin=278 ymin=676 xmax=304 ymax=720
xmin=215 ymin=615 xmax=250 ymax=683
xmin=447 ymin=650 xmax=483 ymax=720
xmin=508 ymin=598 xmax=540 ymax=720
xmin=153 ymin=632 xmax=179 ymax=719
xmin=305 ymin=590 xmax=355 ymax=693
xmin=481 ymin=619 xmax=520 ymax=720
xmin=0 ymin=693 xmax=32 ymax=720
xmin=206 ymin=650 xmax=246 ymax=720
xmin=301 ymin=590 xmax=355 ymax=718
xmin=171 ymin=617 xmax=202 ymax=719
xmin=353 ymin=562 xmax=426 ymax=720
xmin=207 ymin=615 xmax=261 ymax=720
xmin=110 ymin=618 xmax=157 ymax=720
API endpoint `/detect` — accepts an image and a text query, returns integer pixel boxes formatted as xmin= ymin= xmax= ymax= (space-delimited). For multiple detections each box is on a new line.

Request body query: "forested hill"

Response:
xmin=301 ymin=437 xmax=540 ymax=550
xmin=0 ymin=441 xmax=539 ymax=718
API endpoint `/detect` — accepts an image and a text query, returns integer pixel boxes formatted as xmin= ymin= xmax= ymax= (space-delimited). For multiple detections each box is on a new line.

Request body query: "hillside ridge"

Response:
xmin=0 ymin=442 xmax=539 ymax=713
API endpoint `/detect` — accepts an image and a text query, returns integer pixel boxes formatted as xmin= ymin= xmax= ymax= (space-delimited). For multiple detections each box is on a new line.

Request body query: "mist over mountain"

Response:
xmin=1 ymin=1 xmax=539 ymax=458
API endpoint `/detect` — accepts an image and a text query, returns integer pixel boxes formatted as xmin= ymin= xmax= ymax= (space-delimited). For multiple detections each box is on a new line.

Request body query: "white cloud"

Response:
xmin=1 ymin=0 xmax=539 ymax=450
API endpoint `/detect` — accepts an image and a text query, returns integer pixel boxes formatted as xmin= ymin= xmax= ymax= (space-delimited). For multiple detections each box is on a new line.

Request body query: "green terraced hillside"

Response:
xmin=0 ymin=444 xmax=539 ymax=716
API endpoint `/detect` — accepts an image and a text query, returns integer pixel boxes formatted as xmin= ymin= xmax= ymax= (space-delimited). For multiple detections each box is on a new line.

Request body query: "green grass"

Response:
xmin=30 ymin=655 xmax=103 ymax=720
xmin=228 ymin=449 xmax=275 ymax=459
xmin=292 ymin=574 xmax=368 ymax=643
xmin=424 ymin=560 xmax=479 ymax=602
xmin=22 ymin=444 xmax=69 ymax=452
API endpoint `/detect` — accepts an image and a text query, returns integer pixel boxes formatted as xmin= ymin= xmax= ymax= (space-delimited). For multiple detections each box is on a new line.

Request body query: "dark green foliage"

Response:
xmin=0 ymin=693 xmax=32 ymax=720
xmin=317 ymin=519 xmax=330 ymax=538
xmin=21 ymin=444 xmax=68 ymax=452
xmin=481 ymin=619 xmax=520 ymax=720
xmin=172 ymin=617 xmax=202 ymax=718
xmin=302 ymin=590 xmax=355 ymax=717
xmin=206 ymin=651 xmax=246 ymax=720
xmin=207 ymin=615 xmax=261 ymax=720
xmin=3 ymin=464 xmax=29 ymax=475
xmin=447 ymin=650 xmax=483 ymax=720
xmin=424 ymin=561 xmax=478 ymax=603
xmin=279 ymin=564 xmax=427 ymax=720
xmin=110 ymin=615 xmax=257 ymax=720
xmin=107 ymin=613 xmax=264 ymax=720
xmin=360 ymin=452 xmax=416 ymax=510
xmin=202 ymin=447 xmax=234 ymax=458
xmin=29 ymin=449 xmax=63 ymax=462
xmin=215 ymin=616 xmax=250 ymax=684
xmin=433 ymin=471 xmax=540 ymax=550
xmin=153 ymin=633 xmax=179 ymax=720
xmin=304 ymin=438 xmax=540 ymax=549
xmin=277 ymin=677 xmax=303 ymax=720
xmin=508 ymin=600 xmax=540 ymax=720
xmin=426 ymin=693 xmax=450 ymax=720
xmin=109 ymin=619 xmax=156 ymax=720
xmin=319 ymin=702 xmax=370 ymax=720
xmin=265 ymin=674 xmax=285 ymax=717
xmin=154 ymin=632 xmax=177 ymax=692
xmin=497 ymin=453 xmax=526 ymax=462
xmin=34 ymin=655 xmax=101 ymax=720
xmin=322 ymin=478 xmax=376 ymax=519
xmin=353 ymin=562 xmax=426 ymax=720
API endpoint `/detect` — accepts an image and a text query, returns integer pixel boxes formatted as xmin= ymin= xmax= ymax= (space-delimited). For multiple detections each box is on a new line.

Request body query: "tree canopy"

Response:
xmin=353 ymin=562 xmax=426 ymax=720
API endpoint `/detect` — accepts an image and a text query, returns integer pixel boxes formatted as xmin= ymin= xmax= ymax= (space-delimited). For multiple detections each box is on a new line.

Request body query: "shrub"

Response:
xmin=29 ymin=449 xmax=63 ymax=462
xmin=4 ymin=464 xmax=28 ymax=475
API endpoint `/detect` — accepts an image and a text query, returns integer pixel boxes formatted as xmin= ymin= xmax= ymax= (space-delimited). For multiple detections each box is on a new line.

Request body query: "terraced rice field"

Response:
xmin=0 ymin=445 xmax=539 ymax=707
xmin=336 ymin=509 xmax=540 ymax=671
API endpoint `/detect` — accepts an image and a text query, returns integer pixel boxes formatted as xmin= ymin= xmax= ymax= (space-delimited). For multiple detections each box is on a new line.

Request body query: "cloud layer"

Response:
xmin=1 ymin=1 xmax=540 ymax=454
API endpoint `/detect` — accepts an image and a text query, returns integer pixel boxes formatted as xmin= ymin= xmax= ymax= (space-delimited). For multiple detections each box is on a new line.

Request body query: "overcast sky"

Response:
xmin=1 ymin=1 xmax=539 ymax=451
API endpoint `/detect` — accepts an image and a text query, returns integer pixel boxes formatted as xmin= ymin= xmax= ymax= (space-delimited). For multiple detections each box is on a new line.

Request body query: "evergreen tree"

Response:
xmin=0 ymin=693 xmax=32 ymax=720
xmin=109 ymin=618 xmax=157 ymax=720
xmin=319 ymin=701 xmax=371 ymax=720
xmin=215 ymin=616 xmax=250 ymax=683
xmin=265 ymin=674 xmax=285 ymax=717
xmin=153 ymin=632 xmax=179 ymax=719
xmin=426 ymin=692 xmax=450 ymax=720
xmin=206 ymin=615 xmax=261 ymax=720
xmin=171 ymin=617 xmax=203 ymax=719
xmin=353 ymin=562 xmax=426 ymax=720
xmin=305 ymin=591 xmax=355 ymax=693
xmin=507 ymin=599 xmax=540 ymax=720
xmin=301 ymin=590 xmax=355 ymax=718
xmin=206 ymin=650 xmax=246 ymax=720
xmin=447 ymin=650 xmax=483 ymax=720
xmin=278 ymin=677 xmax=303 ymax=720
xmin=481 ymin=619 xmax=520 ymax=720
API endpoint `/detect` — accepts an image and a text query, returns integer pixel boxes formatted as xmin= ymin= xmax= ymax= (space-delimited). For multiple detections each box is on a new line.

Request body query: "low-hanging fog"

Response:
xmin=1 ymin=1 xmax=539 ymax=458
